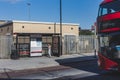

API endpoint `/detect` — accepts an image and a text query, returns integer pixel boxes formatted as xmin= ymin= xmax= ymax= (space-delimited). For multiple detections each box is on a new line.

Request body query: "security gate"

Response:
xmin=0 ymin=36 xmax=12 ymax=58
xmin=64 ymin=35 xmax=77 ymax=54
xmin=64 ymin=35 xmax=95 ymax=54
xmin=78 ymin=35 xmax=94 ymax=53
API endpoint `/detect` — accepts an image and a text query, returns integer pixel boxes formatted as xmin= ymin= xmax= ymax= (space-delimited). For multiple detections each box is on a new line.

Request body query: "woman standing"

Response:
xmin=48 ymin=44 xmax=51 ymax=58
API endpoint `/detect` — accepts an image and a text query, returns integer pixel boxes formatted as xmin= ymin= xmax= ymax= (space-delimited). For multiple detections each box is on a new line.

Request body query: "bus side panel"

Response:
xmin=98 ymin=53 xmax=118 ymax=70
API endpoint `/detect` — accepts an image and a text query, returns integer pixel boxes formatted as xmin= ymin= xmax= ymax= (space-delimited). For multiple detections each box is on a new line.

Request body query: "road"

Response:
xmin=14 ymin=60 xmax=120 ymax=80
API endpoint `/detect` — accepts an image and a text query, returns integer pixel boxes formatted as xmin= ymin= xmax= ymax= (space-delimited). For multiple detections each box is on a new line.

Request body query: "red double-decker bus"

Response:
xmin=97 ymin=0 xmax=120 ymax=71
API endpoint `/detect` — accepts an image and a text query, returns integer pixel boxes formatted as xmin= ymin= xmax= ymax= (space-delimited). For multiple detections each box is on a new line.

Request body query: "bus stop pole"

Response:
xmin=94 ymin=25 xmax=97 ymax=58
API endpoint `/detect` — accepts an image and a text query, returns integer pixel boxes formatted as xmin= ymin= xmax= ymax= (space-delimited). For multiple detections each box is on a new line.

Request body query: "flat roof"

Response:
xmin=0 ymin=20 xmax=79 ymax=27
xmin=0 ymin=20 xmax=12 ymax=27
xmin=12 ymin=20 xmax=79 ymax=26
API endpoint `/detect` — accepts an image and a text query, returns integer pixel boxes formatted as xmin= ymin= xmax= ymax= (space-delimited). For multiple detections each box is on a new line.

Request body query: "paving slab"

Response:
xmin=0 ymin=53 xmax=97 ymax=78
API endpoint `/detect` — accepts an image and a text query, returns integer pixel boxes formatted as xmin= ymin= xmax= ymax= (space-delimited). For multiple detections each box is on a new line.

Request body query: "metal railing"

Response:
xmin=63 ymin=35 xmax=95 ymax=54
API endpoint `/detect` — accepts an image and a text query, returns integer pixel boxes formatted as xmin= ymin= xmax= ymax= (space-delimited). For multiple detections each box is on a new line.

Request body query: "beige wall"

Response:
xmin=13 ymin=21 xmax=79 ymax=36
xmin=0 ymin=24 xmax=13 ymax=35
xmin=13 ymin=22 xmax=55 ymax=34
xmin=0 ymin=21 xmax=79 ymax=36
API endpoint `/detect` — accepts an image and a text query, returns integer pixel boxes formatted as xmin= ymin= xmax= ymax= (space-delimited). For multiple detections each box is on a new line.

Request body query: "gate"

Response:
xmin=0 ymin=36 xmax=12 ymax=58
xmin=64 ymin=35 xmax=77 ymax=54
xmin=78 ymin=35 xmax=94 ymax=53
xmin=64 ymin=35 xmax=95 ymax=54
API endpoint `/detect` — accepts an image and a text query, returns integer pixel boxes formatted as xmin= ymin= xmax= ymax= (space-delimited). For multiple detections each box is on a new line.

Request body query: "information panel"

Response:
xmin=30 ymin=38 xmax=42 ymax=56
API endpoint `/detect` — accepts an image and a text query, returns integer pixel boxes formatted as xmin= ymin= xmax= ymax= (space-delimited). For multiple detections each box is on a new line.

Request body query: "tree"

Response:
xmin=79 ymin=29 xmax=94 ymax=35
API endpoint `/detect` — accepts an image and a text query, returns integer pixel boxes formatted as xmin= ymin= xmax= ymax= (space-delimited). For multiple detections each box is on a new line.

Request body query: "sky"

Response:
xmin=0 ymin=0 xmax=102 ymax=29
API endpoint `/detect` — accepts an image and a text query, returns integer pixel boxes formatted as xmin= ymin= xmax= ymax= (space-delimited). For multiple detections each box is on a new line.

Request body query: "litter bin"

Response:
xmin=11 ymin=50 xmax=19 ymax=59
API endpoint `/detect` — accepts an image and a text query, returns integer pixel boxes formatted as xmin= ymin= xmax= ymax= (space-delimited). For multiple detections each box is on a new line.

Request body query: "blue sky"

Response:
xmin=0 ymin=0 xmax=102 ymax=29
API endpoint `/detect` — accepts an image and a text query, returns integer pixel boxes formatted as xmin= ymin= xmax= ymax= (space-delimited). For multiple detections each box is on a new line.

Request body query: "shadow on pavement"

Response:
xmin=56 ymin=56 xmax=120 ymax=80
xmin=55 ymin=56 xmax=99 ymax=73
xmin=55 ymin=56 xmax=120 ymax=80
xmin=55 ymin=55 xmax=96 ymax=64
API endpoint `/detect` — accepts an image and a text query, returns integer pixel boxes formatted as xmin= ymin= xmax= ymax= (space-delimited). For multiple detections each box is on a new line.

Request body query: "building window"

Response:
xmin=22 ymin=26 xmax=24 ymax=28
xmin=71 ymin=27 xmax=73 ymax=30
xmin=48 ymin=27 xmax=51 ymax=29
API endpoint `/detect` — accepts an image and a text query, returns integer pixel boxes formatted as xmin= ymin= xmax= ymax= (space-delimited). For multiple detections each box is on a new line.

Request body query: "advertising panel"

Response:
xmin=30 ymin=38 xmax=42 ymax=56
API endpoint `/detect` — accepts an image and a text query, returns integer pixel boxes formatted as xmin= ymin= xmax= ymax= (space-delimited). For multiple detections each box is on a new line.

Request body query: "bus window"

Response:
xmin=109 ymin=35 xmax=120 ymax=46
xmin=102 ymin=8 xmax=108 ymax=15
xmin=99 ymin=1 xmax=120 ymax=16
xmin=100 ymin=36 xmax=109 ymax=47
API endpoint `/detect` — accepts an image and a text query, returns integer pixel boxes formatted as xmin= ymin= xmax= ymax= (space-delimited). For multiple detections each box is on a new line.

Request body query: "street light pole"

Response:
xmin=93 ymin=24 xmax=97 ymax=58
xmin=60 ymin=0 xmax=62 ymax=56
xmin=27 ymin=3 xmax=31 ymax=21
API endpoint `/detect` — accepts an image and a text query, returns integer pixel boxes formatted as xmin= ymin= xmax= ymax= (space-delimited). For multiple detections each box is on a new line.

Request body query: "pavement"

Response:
xmin=0 ymin=53 xmax=97 ymax=78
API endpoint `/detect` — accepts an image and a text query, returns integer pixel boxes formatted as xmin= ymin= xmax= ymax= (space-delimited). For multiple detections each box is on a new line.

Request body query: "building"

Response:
xmin=0 ymin=20 xmax=79 ymax=58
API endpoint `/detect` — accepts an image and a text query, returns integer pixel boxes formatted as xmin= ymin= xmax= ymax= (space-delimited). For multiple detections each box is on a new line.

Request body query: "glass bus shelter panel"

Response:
xmin=42 ymin=36 xmax=52 ymax=55
xmin=17 ymin=36 xmax=30 ymax=57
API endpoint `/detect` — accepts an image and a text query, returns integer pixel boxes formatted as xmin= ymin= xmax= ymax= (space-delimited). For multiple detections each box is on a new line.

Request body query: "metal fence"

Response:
xmin=0 ymin=35 xmax=95 ymax=58
xmin=0 ymin=36 xmax=12 ymax=59
xmin=63 ymin=35 xmax=95 ymax=54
